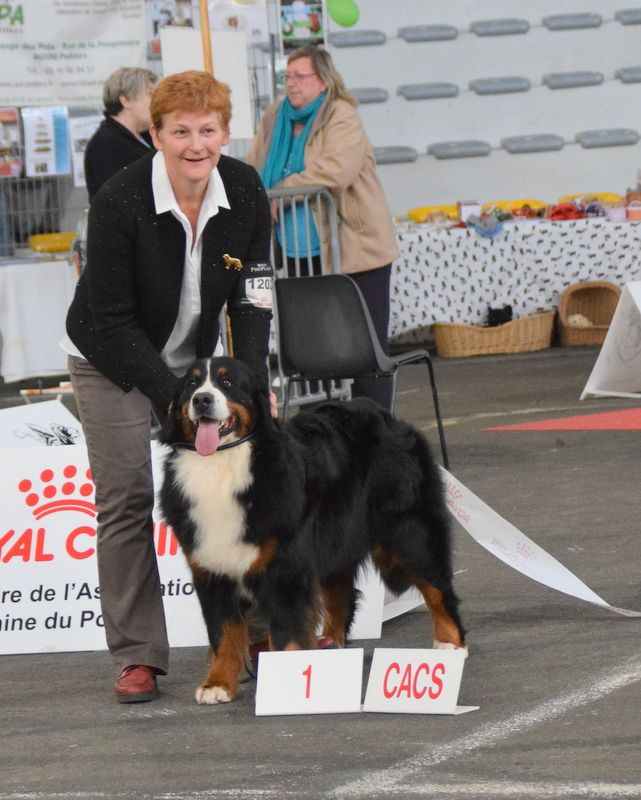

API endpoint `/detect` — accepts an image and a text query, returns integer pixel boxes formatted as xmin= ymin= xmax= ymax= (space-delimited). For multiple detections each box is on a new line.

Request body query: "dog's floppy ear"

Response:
xmin=252 ymin=372 xmax=276 ymax=428
xmin=158 ymin=399 xmax=177 ymax=444
xmin=158 ymin=382 xmax=189 ymax=446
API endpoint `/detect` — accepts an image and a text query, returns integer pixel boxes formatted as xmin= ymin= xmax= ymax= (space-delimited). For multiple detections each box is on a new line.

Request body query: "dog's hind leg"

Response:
xmin=320 ymin=568 xmax=358 ymax=647
xmin=415 ymin=581 xmax=466 ymax=653
xmin=371 ymin=546 xmax=466 ymax=653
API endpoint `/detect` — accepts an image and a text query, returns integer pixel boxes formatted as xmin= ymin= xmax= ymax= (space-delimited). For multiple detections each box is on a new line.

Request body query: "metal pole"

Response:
xmin=199 ymin=0 xmax=214 ymax=74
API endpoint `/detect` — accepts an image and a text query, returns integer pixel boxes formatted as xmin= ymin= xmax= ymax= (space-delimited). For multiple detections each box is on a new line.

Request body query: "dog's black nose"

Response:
xmin=192 ymin=392 xmax=214 ymax=413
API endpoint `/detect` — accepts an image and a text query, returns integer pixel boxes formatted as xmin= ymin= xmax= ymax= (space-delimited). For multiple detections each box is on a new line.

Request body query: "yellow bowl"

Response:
xmin=29 ymin=232 xmax=76 ymax=253
xmin=558 ymin=192 xmax=623 ymax=205
xmin=408 ymin=204 xmax=459 ymax=223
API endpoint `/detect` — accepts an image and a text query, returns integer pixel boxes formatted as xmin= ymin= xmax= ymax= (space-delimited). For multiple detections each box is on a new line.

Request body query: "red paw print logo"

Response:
xmin=18 ymin=465 xmax=96 ymax=520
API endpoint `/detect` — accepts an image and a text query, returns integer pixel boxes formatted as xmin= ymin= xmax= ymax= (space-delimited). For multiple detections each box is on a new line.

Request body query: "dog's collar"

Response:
xmin=174 ymin=430 xmax=257 ymax=453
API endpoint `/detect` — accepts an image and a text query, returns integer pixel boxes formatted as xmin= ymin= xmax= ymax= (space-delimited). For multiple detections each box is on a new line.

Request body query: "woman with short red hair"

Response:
xmin=64 ymin=71 xmax=273 ymax=703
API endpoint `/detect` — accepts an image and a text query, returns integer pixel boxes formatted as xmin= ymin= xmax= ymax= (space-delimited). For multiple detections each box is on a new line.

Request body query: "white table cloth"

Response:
xmin=390 ymin=218 xmax=641 ymax=344
xmin=0 ymin=258 xmax=77 ymax=383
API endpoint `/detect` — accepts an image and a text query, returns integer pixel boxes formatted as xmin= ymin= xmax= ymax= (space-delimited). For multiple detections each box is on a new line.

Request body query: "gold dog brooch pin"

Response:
xmin=223 ymin=254 xmax=243 ymax=271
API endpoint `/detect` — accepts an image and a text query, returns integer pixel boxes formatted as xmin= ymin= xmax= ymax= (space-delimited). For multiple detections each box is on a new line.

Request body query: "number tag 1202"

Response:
xmin=254 ymin=648 xmax=364 ymax=716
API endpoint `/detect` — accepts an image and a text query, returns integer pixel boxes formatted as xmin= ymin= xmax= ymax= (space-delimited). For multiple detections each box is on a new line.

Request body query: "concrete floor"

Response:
xmin=1 ymin=346 xmax=640 ymax=800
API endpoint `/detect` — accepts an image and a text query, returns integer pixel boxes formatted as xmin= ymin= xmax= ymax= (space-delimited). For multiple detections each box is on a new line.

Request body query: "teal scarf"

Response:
xmin=260 ymin=94 xmax=326 ymax=189
xmin=261 ymin=94 xmax=326 ymax=257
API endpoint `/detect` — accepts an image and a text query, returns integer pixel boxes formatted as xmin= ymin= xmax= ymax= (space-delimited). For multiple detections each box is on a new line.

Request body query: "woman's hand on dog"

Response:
xmin=269 ymin=391 xmax=278 ymax=418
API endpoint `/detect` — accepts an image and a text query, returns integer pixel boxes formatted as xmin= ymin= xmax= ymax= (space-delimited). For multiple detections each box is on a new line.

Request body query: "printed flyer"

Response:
xmin=21 ymin=105 xmax=71 ymax=177
xmin=0 ymin=108 xmax=22 ymax=177
xmin=68 ymin=114 xmax=102 ymax=188
xmin=279 ymin=0 xmax=325 ymax=53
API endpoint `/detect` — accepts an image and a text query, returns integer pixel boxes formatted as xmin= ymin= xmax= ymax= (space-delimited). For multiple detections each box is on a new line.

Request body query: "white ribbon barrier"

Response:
xmin=441 ymin=467 xmax=641 ymax=619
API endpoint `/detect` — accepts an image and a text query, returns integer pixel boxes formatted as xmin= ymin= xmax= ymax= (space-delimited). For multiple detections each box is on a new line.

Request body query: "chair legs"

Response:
xmin=282 ymin=376 xmax=291 ymax=419
xmin=423 ymin=358 xmax=449 ymax=470
xmin=389 ymin=357 xmax=449 ymax=469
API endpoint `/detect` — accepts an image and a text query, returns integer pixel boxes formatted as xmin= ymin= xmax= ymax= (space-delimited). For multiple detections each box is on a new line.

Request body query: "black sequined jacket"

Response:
xmin=66 ymin=152 xmax=273 ymax=415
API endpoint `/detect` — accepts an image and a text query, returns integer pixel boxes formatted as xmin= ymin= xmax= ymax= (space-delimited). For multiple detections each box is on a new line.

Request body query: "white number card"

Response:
xmin=255 ymin=648 xmax=364 ymax=716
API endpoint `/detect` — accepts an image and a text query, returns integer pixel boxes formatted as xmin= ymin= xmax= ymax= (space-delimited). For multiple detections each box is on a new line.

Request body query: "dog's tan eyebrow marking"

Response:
xmin=192 ymin=367 xmax=202 ymax=377
xmin=216 ymin=366 xmax=229 ymax=376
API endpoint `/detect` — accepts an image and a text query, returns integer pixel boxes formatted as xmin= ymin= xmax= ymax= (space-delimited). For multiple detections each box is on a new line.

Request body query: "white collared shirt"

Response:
xmin=60 ymin=152 xmax=231 ymax=370
xmin=154 ymin=151 xmax=230 ymax=374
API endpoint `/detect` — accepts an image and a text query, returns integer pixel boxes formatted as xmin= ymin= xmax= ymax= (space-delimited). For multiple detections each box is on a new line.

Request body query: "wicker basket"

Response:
xmin=558 ymin=280 xmax=621 ymax=347
xmin=432 ymin=311 xmax=555 ymax=358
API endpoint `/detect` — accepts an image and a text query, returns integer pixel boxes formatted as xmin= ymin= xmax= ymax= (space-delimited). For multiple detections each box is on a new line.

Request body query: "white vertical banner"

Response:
xmin=0 ymin=0 xmax=147 ymax=107
xmin=580 ymin=281 xmax=641 ymax=400
xmin=160 ymin=26 xmax=253 ymax=139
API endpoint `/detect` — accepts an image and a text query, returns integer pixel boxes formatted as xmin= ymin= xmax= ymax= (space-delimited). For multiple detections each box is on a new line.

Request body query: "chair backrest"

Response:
xmin=275 ymin=274 xmax=384 ymax=379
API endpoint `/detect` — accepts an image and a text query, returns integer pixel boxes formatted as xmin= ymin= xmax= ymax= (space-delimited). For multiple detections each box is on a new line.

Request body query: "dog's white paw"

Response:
xmin=433 ymin=640 xmax=469 ymax=659
xmin=195 ymin=685 xmax=233 ymax=705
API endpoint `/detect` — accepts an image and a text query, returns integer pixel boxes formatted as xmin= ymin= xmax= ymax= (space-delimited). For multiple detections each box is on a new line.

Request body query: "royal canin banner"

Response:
xmin=0 ymin=442 xmax=207 ymax=655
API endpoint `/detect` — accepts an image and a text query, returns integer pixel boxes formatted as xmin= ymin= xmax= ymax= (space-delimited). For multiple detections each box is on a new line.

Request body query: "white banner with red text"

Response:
xmin=0 ymin=442 xmax=207 ymax=654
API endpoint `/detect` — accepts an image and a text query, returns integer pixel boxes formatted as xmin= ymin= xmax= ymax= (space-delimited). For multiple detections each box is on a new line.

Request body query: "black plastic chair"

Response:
xmin=274 ymin=274 xmax=449 ymax=468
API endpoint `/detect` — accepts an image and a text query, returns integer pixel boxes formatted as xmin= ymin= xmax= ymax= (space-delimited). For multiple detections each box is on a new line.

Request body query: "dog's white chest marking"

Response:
xmin=173 ymin=444 xmax=258 ymax=580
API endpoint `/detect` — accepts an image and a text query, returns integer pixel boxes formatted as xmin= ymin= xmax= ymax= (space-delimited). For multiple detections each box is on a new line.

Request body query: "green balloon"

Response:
xmin=327 ymin=0 xmax=360 ymax=28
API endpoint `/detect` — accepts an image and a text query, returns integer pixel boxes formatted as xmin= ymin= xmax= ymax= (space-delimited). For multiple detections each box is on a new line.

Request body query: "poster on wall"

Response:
xmin=202 ymin=0 xmax=270 ymax=47
xmin=68 ymin=114 xmax=102 ymax=188
xmin=21 ymin=106 xmax=71 ymax=178
xmin=0 ymin=108 xmax=22 ymax=178
xmin=279 ymin=0 xmax=325 ymax=54
xmin=0 ymin=0 xmax=147 ymax=107
xmin=146 ymin=0 xmax=194 ymax=59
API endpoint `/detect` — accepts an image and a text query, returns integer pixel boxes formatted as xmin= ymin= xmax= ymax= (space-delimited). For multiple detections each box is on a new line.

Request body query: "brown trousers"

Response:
xmin=68 ymin=355 xmax=170 ymax=674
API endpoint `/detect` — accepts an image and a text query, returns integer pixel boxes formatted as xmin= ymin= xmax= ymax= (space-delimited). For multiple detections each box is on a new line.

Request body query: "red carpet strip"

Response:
xmin=487 ymin=407 xmax=641 ymax=431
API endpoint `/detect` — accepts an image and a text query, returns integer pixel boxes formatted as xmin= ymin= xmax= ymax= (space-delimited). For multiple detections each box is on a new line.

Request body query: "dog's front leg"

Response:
xmin=191 ymin=568 xmax=248 ymax=704
xmin=197 ymin=618 xmax=248 ymax=705
xmin=254 ymin=571 xmax=321 ymax=652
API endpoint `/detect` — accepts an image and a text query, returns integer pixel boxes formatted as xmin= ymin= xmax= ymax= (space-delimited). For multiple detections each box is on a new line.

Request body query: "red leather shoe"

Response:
xmin=114 ymin=665 xmax=158 ymax=703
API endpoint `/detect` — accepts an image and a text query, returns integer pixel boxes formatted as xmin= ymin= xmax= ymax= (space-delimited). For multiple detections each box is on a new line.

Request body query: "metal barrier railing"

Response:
xmin=267 ymin=185 xmax=350 ymax=410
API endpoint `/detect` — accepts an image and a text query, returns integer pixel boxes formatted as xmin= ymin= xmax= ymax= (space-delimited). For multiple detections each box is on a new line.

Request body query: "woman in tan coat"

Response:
xmin=247 ymin=45 xmax=399 ymax=409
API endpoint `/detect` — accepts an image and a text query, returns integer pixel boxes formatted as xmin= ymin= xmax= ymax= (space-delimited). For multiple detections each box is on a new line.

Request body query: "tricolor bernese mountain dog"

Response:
xmin=160 ymin=356 xmax=466 ymax=704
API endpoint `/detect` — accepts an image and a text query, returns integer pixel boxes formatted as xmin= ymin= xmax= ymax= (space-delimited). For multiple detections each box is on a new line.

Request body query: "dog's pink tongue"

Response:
xmin=195 ymin=419 xmax=220 ymax=456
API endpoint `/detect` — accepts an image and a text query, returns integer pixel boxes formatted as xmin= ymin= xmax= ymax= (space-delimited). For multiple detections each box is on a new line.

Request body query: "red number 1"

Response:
xmin=302 ymin=664 xmax=312 ymax=699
